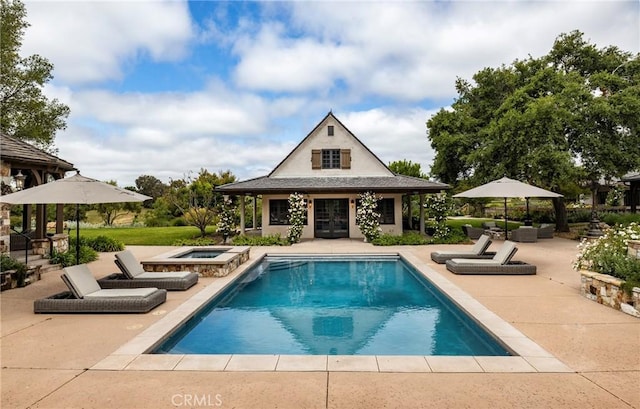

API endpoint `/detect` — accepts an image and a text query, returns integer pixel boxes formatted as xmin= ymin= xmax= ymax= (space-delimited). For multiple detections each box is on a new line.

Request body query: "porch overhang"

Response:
xmin=215 ymin=175 xmax=450 ymax=196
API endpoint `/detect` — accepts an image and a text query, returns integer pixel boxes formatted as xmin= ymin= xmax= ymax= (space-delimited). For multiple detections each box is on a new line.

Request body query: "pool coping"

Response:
xmin=91 ymin=250 xmax=574 ymax=374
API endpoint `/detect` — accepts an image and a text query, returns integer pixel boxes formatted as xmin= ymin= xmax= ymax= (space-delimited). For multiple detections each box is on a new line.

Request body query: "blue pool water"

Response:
xmin=154 ymin=255 xmax=511 ymax=356
xmin=175 ymin=250 xmax=226 ymax=259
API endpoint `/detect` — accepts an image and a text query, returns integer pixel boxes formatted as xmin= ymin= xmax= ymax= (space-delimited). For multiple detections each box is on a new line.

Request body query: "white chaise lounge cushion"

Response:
xmin=84 ymin=288 xmax=158 ymax=298
xmin=62 ymin=264 xmax=158 ymax=299
xmin=63 ymin=264 xmax=101 ymax=298
xmin=470 ymin=234 xmax=492 ymax=255
xmin=450 ymin=241 xmax=517 ymax=265
xmin=136 ymin=271 xmax=192 ymax=279
xmin=115 ymin=250 xmax=146 ymax=278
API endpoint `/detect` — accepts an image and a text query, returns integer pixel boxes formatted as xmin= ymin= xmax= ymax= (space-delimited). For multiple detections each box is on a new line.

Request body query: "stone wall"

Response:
xmin=628 ymin=240 xmax=640 ymax=259
xmin=580 ymin=270 xmax=640 ymax=318
xmin=0 ymin=204 xmax=10 ymax=254
xmin=31 ymin=234 xmax=69 ymax=256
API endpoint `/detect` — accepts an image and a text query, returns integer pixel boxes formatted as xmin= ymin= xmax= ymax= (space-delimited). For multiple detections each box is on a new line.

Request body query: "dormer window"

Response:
xmin=322 ymin=149 xmax=341 ymax=169
xmin=312 ymin=149 xmax=351 ymax=169
xmin=328 ymin=126 xmax=334 ymax=136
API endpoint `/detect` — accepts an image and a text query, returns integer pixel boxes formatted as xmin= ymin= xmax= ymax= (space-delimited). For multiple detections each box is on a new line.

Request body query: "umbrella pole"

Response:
xmin=504 ymin=198 xmax=508 ymax=234
xmin=75 ymin=204 xmax=80 ymax=265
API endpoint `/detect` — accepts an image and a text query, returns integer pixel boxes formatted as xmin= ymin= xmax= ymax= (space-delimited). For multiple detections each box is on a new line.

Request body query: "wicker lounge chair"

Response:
xmin=34 ymin=264 xmax=167 ymax=313
xmin=445 ymin=241 xmax=536 ymax=275
xmin=98 ymin=250 xmax=198 ymax=291
xmin=430 ymin=234 xmax=496 ymax=264
xmin=537 ymin=224 xmax=555 ymax=239
xmin=461 ymin=224 xmax=484 ymax=239
xmin=510 ymin=226 xmax=538 ymax=243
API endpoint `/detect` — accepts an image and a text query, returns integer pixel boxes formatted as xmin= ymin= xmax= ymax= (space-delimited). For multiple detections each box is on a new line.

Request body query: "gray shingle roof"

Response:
xmin=0 ymin=133 xmax=75 ymax=170
xmin=216 ymin=175 xmax=449 ymax=194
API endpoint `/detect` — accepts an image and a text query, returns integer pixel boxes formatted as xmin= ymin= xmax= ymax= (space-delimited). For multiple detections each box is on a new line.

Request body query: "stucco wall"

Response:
xmin=270 ymin=117 xmax=392 ymax=178
xmin=261 ymin=193 xmax=403 ymax=239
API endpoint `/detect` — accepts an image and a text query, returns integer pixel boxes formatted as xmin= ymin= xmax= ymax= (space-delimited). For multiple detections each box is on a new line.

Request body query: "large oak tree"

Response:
xmin=427 ymin=31 xmax=640 ymax=231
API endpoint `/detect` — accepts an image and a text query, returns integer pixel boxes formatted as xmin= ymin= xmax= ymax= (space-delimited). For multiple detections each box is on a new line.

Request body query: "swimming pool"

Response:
xmin=154 ymin=255 xmax=511 ymax=356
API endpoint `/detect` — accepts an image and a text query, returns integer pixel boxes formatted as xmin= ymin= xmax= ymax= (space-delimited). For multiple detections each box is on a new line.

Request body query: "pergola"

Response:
xmin=0 ymin=133 xmax=75 ymax=253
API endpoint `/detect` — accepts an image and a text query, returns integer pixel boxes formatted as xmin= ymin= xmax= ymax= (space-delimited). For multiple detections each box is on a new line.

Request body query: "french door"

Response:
xmin=314 ymin=199 xmax=349 ymax=238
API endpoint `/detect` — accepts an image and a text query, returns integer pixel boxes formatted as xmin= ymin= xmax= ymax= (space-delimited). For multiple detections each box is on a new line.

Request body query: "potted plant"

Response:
xmin=1 ymin=254 xmax=29 ymax=290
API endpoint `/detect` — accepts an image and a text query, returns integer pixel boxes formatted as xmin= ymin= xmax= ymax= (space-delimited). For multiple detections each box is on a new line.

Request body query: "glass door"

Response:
xmin=314 ymin=199 xmax=349 ymax=238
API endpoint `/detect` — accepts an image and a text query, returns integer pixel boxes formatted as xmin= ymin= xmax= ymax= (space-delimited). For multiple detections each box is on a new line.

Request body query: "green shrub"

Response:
xmin=84 ymin=235 xmax=124 ymax=252
xmin=600 ymin=212 xmax=640 ymax=227
xmin=50 ymin=246 xmax=99 ymax=267
xmin=232 ymin=234 xmax=289 ymax=246
xmin=567 ymin=210 xmax=593 ymax=223
xmin=171 ymin=217 xmax=188 ymax=227
xmin=372 ymin=232 xmax=430 ymax=246
xmin=574 ymin=222 xmax=640 ymax=292
xmin=173 ymin=237 xmax=219 ymax=246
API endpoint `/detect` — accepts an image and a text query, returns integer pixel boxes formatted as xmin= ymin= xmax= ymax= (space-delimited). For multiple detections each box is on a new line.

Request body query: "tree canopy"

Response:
xmin=427 ymin=31 xmax=640 ymax=230
xmin=0 ymin=0 xmax=69 ymax=151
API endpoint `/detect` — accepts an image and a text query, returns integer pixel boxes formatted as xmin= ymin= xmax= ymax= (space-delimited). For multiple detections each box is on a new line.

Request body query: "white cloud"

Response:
xmin=341 ymin=107 xmax=440 ymax=176
xmin=19 ymin=1 xmax=638 ymax=188
xmin=231 ymin=1 xmax=639 ymax=100
xmin=22 ymin=1 xmax=194 ymax=84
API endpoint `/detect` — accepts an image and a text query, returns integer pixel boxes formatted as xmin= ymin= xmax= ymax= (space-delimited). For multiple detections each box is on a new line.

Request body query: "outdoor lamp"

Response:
xmin=14 ymin=170 xmax=26 ymax=191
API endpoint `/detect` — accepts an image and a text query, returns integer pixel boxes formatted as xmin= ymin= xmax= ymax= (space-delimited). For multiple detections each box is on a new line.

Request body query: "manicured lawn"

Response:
xmin=77 ymin=226 xmax=216 ymax=245
xmin=75 ymin=218 xmax=525 ymax=246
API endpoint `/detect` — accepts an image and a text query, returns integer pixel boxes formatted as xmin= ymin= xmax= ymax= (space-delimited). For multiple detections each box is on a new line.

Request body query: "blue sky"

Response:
xmin=21 ymin=0 xmax=639 ymax=187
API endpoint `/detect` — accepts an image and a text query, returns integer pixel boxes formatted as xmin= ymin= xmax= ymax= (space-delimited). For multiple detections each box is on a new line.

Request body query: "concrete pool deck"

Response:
xmin=2 ymin=238 xmax=639 ymax=408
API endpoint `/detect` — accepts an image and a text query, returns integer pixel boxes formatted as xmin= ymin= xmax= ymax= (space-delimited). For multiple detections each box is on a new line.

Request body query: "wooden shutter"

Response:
xmin=340 ymin=149 xmax=351 ymax=169
xmin=311 ymin=149 xmax=321 ymax=169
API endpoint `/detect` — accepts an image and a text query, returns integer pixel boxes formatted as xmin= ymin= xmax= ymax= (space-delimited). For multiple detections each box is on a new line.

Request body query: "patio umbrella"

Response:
xmin=0 ymin=172 xmax=151 ymax=262
xmin=453 ymin=177 xmax=562 ymax=233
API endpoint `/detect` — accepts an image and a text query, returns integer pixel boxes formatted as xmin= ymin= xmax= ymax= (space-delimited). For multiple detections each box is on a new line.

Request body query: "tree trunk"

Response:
xmin=552 ymin=197 xmax=569 ymax=232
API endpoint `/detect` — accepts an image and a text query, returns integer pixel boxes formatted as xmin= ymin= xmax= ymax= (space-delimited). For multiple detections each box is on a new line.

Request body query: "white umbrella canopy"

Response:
xmin=0 ymin=173 xmax=151 ymax=205
xmin=1 ymin=173 xmax=151 ymax=263
xmin=453 ymin=177 xmax=562 ymax=232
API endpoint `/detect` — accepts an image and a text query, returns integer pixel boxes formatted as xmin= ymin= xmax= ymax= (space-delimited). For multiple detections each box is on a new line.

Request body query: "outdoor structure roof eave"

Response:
xmin=214 ymin=175 xmax=450 ymax=195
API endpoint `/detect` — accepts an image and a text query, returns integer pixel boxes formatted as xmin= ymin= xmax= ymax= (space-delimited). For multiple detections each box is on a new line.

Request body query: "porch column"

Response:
xmin=56 ymin=204 xmax=64 ymax=233
xmin=253 ymin=196 xmax=258 ymax=230
xmin=239 ymin=194 xmax=246 ymax=235
xmin=35 ymin=204 xmax=46 ymax=239
xmin=407 ymin=195 xmax=413 ymax=230
xmin=419 ymin=194 xmax=425 ymax=236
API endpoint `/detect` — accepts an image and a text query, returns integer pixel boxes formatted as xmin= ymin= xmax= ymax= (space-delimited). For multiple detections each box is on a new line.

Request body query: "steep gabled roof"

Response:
xmin=268 ymin=111 xmax=392 ymax=177
xmin=0 ymin=133 xmax=75 ymax=171
xmin=216 ymin=112 xmax=450 ymax=194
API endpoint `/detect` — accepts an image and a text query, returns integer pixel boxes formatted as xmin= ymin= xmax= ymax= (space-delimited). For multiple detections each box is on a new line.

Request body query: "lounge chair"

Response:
xmin=510 ymin=226 xmax=538 ymax=243
xmin=537 ymin=224 xmax=555 ymax=239
xmin=461 ymin=224 xmax=484 ymax=239
xmin=34 ymin=264 xmax=167 ymax=313
xmin=430 ymin=234 xmax=496 ymax=264
xmin=98 ymin=250 xmax=198 ymax=291
xmin=482 ymin=221 xmax=504 ymax=232
xmin=445 ymin=240 xmax=536 ymax=275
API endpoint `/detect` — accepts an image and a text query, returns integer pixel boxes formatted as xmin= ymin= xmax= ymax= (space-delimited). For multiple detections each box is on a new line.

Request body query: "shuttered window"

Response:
xmin=340 ymin=149 xmax=351 ymax=169
xmin=312 ymin=149 xmax=351 ymax=169
xmin=311 ymin=150 xmax=321 ymax=169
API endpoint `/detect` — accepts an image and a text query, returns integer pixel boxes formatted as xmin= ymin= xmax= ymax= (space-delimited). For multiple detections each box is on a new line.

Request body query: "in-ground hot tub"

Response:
xmin=142 ymin=246 xmax=250 ymax=277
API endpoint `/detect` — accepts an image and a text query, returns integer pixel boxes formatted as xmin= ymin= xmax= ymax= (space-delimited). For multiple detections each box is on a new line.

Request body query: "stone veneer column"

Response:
xmin=628 ymin=240 xmax=640 ymax=259
xmin=0 ymin=204 xmax=10 ymax=254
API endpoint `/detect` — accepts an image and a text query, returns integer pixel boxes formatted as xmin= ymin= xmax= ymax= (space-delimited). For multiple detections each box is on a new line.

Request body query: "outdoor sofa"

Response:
xmin=537 ymin=224 xmax=555 ymax=239
xmin=509 ymin=226 xmax=538 ymax=243
xmin=34 ymin=264 xmax=167 ymax=313
xmin=461 ymin=224 xmax=484 ymax=239
xmin=445 ymin=240 xmax=536 ymax=275
xmin=98 ymin=250 xmax=198 ymax=291
xmin=430 ymin=234 xmax=496 ymax=264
